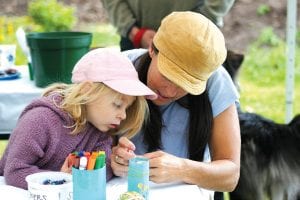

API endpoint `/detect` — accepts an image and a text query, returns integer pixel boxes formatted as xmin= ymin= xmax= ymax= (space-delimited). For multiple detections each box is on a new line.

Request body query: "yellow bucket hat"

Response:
xmin=153 ymin=11 xmax=227 ymax=95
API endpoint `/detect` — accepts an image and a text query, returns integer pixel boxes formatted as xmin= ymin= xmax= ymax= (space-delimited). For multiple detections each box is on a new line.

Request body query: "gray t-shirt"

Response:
xmin=123 ymin=49 xmax=239 ymax=161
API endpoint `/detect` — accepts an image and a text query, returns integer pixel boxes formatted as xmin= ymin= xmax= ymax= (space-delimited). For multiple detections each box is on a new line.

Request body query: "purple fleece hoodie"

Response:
xmin=0 ymin=94 xmax=113 ymax=189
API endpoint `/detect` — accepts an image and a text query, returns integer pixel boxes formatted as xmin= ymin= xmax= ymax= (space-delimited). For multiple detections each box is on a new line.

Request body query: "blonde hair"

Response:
xmin=43 ymin=82 xmax=149 ymax=138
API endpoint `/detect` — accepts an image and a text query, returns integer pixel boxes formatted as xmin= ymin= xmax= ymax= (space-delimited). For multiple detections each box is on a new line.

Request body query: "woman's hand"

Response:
xmin=144 ymin=151 xmax=186 ymax=183
xmin=111 ymin=137 xmax=136 ymax=177
xmin=141 ymin=29 xmax=156 ymax=48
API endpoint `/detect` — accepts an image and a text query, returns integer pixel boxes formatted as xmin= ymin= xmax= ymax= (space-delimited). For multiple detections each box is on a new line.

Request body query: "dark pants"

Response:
xmin=120 ymin=36 xmax=134 ymax=51
xmin=214 ymin=192 xmax=224 ymax=200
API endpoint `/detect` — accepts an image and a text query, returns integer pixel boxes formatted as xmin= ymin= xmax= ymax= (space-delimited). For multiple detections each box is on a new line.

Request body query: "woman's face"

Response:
xmin=147 ymin=48 xmax=187 ymax=106
xmin=86 ymin=92 xmax=135 ymax=132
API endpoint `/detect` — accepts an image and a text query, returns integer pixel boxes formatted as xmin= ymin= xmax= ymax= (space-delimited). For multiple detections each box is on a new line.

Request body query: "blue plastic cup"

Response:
xmin=72 ymin=166 xmax=106 ymax=200
xmin=128 ymin=157 xmax=149 ymax=199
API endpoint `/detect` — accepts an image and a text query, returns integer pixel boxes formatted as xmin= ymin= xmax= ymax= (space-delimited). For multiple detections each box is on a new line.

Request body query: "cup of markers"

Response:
xmin=70 ymin=151 xmax=106 ymax=200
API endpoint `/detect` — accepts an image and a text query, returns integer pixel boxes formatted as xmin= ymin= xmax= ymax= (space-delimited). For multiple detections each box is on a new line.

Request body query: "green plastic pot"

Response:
xmin=26 ymin=32 xmax=92 ymax=87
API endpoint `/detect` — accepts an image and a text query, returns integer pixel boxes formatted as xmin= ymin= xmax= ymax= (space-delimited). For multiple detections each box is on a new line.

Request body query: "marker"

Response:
xmin=67 ymin=153 xmax=76 ymax=168
xmin=78 ymin=151 xmax=85 ymax=157
xmin=86 ymin=155 xmax=97 ymax=170
xmin=79 ymin=156 xmax=88 ymax=170
xmin=91 ymin=151 xmax=99 ymax=157
xmin=73 ymin=156 xmax=80 ymax=169
xmin=99 ymin=151 xmax=106 ymax=168
xmin=94 ymin=151 xmax=106 ymax=169
xmin=84 ymin=152 xmax=91 ymax=157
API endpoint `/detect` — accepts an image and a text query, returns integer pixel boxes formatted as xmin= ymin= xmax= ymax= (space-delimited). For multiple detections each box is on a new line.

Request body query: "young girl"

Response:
xmin=0 ymin=48 xmax=157 ymax=189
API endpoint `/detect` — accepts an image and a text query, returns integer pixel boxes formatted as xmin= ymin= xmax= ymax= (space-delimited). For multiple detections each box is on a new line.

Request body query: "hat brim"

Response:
xmin=157 ymin=53 xmax=207 ymax=95
xmin=103 ymin=79 xmax=157 ymax=100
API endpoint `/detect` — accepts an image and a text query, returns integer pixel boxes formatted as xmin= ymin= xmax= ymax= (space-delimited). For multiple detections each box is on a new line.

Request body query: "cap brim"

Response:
xmin=103 ymin=79 xmax=157 ymax=100
xmin=157 ymin=53 xmax=207 ymax=95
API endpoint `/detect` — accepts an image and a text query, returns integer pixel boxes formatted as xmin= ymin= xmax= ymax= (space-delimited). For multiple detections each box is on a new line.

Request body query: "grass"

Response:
xmin=0 ymin=141 xmax=7 ymax=158
xmin=75 ymin=23 xmax=120 ymax=48
xmin=89 ymin=24 xmax=120 ymax=48
xmin=238 ymin=27 xmax=300 ymax=122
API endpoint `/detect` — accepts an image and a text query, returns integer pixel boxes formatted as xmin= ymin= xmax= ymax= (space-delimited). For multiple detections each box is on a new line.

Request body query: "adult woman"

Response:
xmin=111 ymin=11 xmax=240 ymax=198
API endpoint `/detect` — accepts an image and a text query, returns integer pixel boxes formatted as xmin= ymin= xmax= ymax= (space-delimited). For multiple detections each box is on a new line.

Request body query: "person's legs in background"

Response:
xmin=120 ymin=37 xmax=134 ymax=51
xmin=214 ymin=192 xmax=224 ymax=200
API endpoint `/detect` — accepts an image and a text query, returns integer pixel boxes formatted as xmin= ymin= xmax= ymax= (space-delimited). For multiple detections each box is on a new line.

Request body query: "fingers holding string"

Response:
xmin=113 ymin=137 xmax=136 ymax=165
xmin=110 ymin=152 xmax=129 ymax=177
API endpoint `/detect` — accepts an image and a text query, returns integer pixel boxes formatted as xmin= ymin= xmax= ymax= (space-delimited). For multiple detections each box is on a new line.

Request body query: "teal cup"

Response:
xmin=128 ymin=157 xmax=149 ymax=200
xmin=72 ymin=166 xmax=106 ymax=200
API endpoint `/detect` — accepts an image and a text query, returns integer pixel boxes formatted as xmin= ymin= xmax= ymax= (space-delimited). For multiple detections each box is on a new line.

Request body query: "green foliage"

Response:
xmin=239 ymin=27 xmax=300 ymax=122
xmin=256 ymin=27 xmax=281 ymax=47
xmin=0 ymin=16 xmax=41 ymax=64
xmin=0 ymin=16 xmax=39 ymax=43
xmin=297 ymin=31 xmax=300 ymax=45
xmin=86 ymin=24 xmax=120 ymax=48
xmin=0 ymin=16 xmax=120 ymax=65
xmin=0 ymin=141 xmax=8 ymax=158
xmin=257 ymin=4 xmax=271 ymax=16
xmin=28 ymin=0 xmax=76 ymax=31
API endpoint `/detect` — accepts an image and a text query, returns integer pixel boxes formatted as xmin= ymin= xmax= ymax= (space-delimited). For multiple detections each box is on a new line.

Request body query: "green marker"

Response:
xmin=94 ymin=151 xmax=106 ymax=169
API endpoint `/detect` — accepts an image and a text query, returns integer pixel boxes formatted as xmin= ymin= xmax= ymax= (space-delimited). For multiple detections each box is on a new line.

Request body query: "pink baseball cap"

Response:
xmin=72 ymin=48 xmax=157 ymax=100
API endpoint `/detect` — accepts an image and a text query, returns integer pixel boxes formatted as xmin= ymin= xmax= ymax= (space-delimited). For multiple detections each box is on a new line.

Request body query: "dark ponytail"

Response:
xmin=187 ymin=93 xmax=213 ymax=161
xmin=134 ymin=52 xmax=163 ymax=152
xmin=135 ymin=49 xmax=213 ymax=161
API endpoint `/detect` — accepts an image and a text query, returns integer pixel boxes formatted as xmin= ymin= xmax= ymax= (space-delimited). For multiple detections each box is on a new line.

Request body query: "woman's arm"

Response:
xmin=195 ymin=0 xmax=235 ymax=27
xmin=101 ymin=0 xmax=136 ymax=37
xmin=184 ymin=103 xmax=240 ymax=191
xmin=111 ymin=105 xmax=240 ymax=191
xmin=144 ymin=104 xmax=240 ymax=191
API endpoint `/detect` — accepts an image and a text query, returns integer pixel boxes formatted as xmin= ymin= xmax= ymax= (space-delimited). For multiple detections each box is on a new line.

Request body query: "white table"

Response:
xmin=0 ymin=66 xmax=43 ymax=137
xmin=106 ymin=178 xmax=205 ymax=200
xmin=0 ymin=176 xmax=205 ymax=200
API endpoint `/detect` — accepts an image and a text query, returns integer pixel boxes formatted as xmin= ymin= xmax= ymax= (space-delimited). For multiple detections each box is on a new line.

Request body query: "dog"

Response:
xmin=231 ymin=112 xmax=300 ymax=200
xmin=222 ymin=50 xmax=244 ymax=89
xmin=223 ymin=51 xmax=300 ymax=200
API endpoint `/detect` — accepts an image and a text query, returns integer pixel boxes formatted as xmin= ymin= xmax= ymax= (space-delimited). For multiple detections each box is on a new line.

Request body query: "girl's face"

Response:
xmin=86 ymin=92 xmax=136 ymax=132
xmin=147 ymin=48 xmax=187 ymax=106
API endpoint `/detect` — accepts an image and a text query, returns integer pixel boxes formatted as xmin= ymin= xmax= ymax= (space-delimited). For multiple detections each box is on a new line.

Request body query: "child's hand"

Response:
xmin=60 ymin=156 xmax=72 ymax=174
xmin=111 ymin=136 xmax=136 ymax=177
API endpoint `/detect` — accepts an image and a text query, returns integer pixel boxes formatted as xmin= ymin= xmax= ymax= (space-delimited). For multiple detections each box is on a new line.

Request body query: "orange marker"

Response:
xmin=91 ymin=151 xmax=98 ymax=157
xmin=86 ymin=155 xmax=97 ymax=170
xmin=68 ymin=153 xmax=76 ymax=168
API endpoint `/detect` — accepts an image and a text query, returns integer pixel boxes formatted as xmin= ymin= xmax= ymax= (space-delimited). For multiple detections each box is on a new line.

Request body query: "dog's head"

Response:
xmin=289 ymin=114 xmax=300 ymax=135
xmin=222 ymin=50 xmax=244 ymax=84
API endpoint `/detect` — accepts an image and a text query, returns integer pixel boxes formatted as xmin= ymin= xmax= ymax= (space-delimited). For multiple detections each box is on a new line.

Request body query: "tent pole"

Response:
xmin=285 ymin=0 xmax=297 ymax=123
